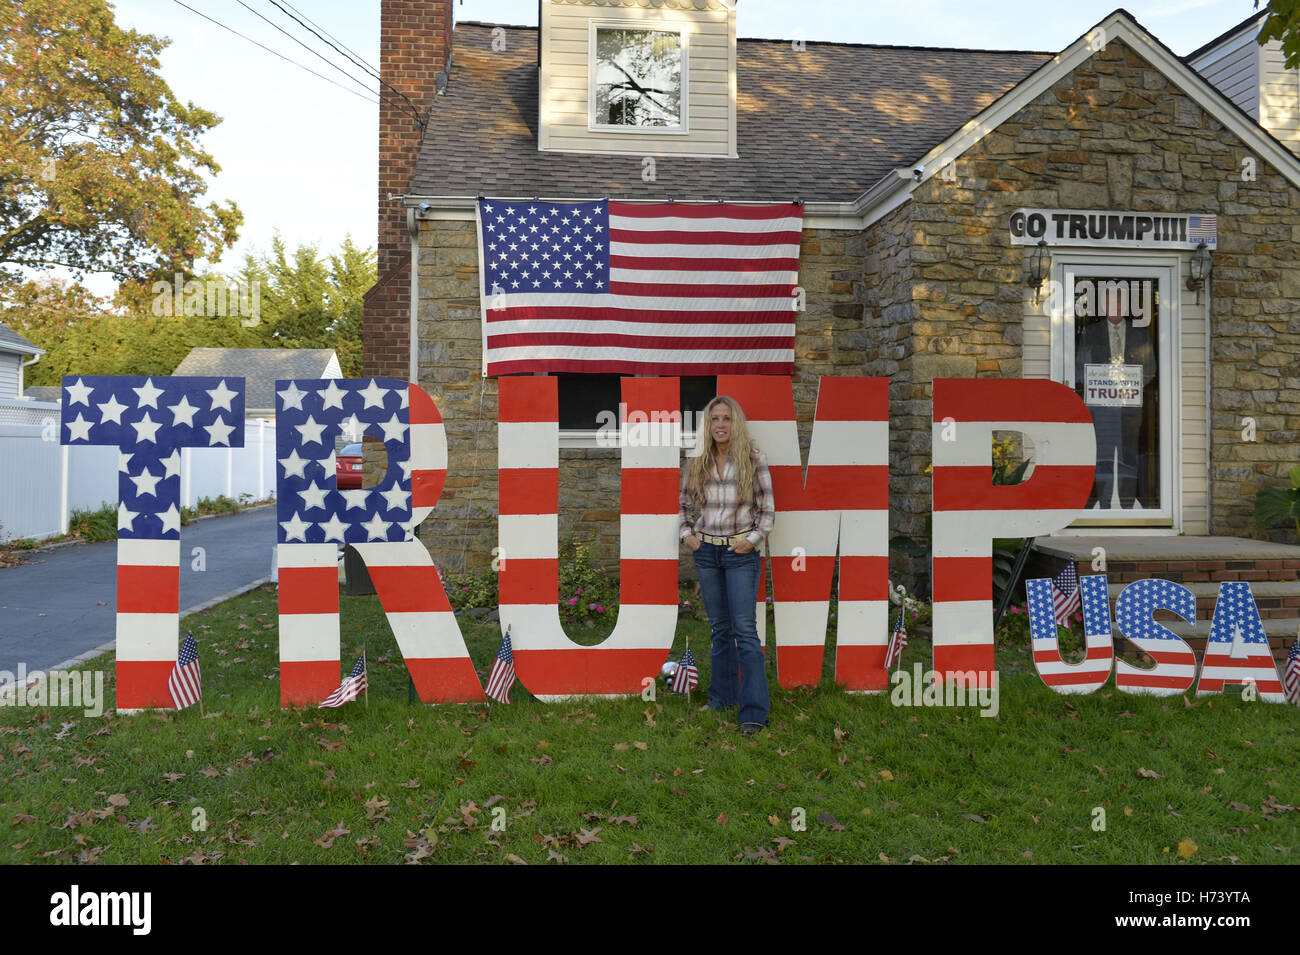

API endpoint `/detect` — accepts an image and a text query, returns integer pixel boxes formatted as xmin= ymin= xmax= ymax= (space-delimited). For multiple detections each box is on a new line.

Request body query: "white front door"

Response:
xmin=1050 ymin=257 xmax=1179 ymax=528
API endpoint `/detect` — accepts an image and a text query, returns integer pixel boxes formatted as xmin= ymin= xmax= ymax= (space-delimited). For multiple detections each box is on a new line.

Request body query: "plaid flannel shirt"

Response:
xmin=679 ymin=449 xmax=775 ymax=547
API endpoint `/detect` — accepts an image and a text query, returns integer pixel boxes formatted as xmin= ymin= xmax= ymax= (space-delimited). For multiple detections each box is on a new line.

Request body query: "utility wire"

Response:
xmin=169 ymin=0 xmax=379 ymax=105
xmin=232 ymin=0 xmax=379 ymax=99
xmin=278 ymin=0 xmax=382 ymax=80
xmin=265 ymin=0 xmax=427 ymax=130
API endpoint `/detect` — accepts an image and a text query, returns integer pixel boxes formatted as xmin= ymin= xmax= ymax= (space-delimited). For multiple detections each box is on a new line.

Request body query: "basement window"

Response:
xmin=591 ymin=24 xmax=686 ymax=132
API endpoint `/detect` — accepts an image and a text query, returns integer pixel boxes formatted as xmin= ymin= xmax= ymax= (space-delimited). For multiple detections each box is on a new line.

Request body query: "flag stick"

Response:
xmin=362 ymin=643 xmax=369 ymax=709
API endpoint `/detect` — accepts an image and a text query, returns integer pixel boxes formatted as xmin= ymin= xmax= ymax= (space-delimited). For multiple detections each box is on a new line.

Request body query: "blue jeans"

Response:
xmin=692 ymin=542 xmax=770 ymax=726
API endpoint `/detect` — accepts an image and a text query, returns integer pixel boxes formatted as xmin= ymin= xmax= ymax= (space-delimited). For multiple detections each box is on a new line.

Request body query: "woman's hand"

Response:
xmin=729 ymin=538 xmax=755 ymax=554
xmin=684 ymin=534 xmax=702 ymax=552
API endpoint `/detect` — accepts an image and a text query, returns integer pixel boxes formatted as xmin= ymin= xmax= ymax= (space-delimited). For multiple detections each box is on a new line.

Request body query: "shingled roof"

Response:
xmin=172 ymin=348 xmax=341 ymax=414
xmin=410 ymin=22 xmax=1053 ymax=203
xmin=0 ymin=321 xmax=42 ymax=356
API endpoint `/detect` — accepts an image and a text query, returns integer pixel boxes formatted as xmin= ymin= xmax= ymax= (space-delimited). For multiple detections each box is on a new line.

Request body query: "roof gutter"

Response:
xmin=401 ymin=171 xmax=918 ymax=233
xmin=407 ymin=205 xmax=420 ymax=384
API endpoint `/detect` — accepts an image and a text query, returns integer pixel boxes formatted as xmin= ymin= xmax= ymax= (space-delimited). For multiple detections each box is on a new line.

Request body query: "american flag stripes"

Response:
xmin=496 ymin=377 xmax=679 ymax=699
xmin=1053 ymin=563 xmax=1081 ymax=627
xmin=476 ymin=200 xmax=803 ymax=376
xmin=319 ymin=653 xmax=367 ymax=708
xmin=167 ymin=633 xmax=202 ymax=710
xmin=485 ymin=632 xmax=516 ymax=704
xmin=930 ymin=379 xmax=1096 ymax=682
xmin=720 ymin=375 xmax=890 ymax=692
xmin=1284 ymin=641 xmax=1300 ymax=706
xmin=884 ymin=607 xmax=908 ymax=670
xmin=671 ymin=646 xmax=699 ymax=694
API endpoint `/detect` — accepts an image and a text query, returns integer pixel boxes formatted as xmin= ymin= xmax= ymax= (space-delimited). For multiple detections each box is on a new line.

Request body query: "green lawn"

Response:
xmin=1 ymin=586 xmax=1295 ymax=864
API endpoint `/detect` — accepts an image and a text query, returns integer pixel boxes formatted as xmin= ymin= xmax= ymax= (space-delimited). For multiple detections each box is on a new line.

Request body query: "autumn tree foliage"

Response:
xmin=0 ymin=0 xmax=241 ymax=295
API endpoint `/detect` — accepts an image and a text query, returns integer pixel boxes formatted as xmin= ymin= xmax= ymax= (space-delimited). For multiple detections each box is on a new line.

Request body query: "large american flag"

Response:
xmin=485 ymin=631 xmax=516 ymax=704
xmin=168 ymin=633 xmax=202 ymax=710
xmin=1284 ymin=640 xmax=1300 ymax=706
xmin=671 ymin=646 xmax=698 ymax=694
xmin=476 ymin=199 xmax=803 ymax=375
xmin=319 ymin=654 xmax=367 ymax=708
xmin=1053 ymin=563 xmax=1081 ymax=627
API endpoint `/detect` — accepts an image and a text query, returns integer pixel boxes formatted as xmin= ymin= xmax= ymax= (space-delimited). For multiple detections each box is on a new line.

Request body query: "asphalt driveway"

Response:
xmin=0 ymin=506 xmax=279 ymax=675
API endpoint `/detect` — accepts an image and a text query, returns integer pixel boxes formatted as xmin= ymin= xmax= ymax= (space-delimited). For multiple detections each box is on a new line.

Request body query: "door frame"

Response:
xmin=1047 ymin=250 xmax=1182 ymax=532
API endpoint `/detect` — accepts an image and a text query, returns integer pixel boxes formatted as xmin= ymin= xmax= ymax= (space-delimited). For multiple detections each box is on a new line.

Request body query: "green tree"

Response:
xmin=243 ymin=235 xmax=374 ymax=375
xmin=0 ymin=0 xmax=240 ymax=295
xmin=1258 ymin=0 xmax=1300 ymax=68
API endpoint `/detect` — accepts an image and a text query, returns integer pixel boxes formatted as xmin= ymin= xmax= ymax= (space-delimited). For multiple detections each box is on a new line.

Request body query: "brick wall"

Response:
xmin=363 ymin=0 xmax=454 ymax=381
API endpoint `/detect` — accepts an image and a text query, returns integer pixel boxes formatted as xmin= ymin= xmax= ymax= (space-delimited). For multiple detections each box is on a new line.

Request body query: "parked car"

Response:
xmin=336 ymin=443 xmax=364 ymax=489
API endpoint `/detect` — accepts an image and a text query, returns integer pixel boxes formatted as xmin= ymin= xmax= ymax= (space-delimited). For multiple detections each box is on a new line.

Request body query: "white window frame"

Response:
xmin=1047 ymin=251 xmax=1182 ymax=534
xmin=588 ymin=20 xmax=690 ymax=135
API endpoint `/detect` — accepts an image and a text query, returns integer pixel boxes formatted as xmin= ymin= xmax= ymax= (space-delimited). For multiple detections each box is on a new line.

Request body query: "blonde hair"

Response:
xmin=685 ymin=395 xmax=759 ymax=508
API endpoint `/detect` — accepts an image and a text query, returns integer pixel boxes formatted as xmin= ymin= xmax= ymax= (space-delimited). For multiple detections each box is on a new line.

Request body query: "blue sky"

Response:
xmin=107 ymin=0 xmax=1259 ymax=283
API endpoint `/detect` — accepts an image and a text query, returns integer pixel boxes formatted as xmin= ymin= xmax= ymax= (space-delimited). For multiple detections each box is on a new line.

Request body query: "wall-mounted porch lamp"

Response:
xmin=1025 ymin=239 xmax=1049 ymax=302
xmin=1186 ymin=242 xmax=1212 ymax=305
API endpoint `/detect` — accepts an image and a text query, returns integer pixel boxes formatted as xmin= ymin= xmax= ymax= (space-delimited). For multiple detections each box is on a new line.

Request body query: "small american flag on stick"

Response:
xmin=672 ymin=646 xmax=699 ymax=694
xmin=476 ymin=199 xmax=803 ymax=376
xmin=168 ymin=632 xmax=202 ymax=711
xmin=320 ymin=653 xmax=367 ymax=709
xmin=486 ymin=630 xmax=516 ymax=704
xmin=1284 ymin=640 xmax=1300 ymax=706
xmin=1053 ymin=563 xmax=1081 ymax=627
xmin=885 ymin=607 xmax=908 ymax=670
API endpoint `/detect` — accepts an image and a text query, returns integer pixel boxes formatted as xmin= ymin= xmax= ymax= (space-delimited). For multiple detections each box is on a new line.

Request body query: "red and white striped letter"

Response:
xmin=931 ymin=379 xmax=1095 ymax=681
xmin=497 ymin=376 xmax=679 ymax=699
xmin=717 ymin=375 xmax=890 ymax=691
xmin=277 ymin=380 xmax=484 ymax=705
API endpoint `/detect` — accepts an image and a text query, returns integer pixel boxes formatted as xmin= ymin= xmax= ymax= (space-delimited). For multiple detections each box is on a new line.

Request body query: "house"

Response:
xmin=362 ymin=3 xmax=1300 ymax=653
xmin=0 ymin=322 xmax=53 ymax=427
xmin=172 ymin=347 xmax=343 ymax=420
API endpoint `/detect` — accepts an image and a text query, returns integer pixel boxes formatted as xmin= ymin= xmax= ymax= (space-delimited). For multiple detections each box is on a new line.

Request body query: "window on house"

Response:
xmin=557 ymin=374 xmax=716 ymax=433
xmin=592 ymin=26 xmax=685 ymax=130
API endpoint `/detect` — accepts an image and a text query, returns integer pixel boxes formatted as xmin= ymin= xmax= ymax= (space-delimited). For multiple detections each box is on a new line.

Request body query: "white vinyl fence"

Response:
xmin=0 ymin=417 xmax=277 ymax=542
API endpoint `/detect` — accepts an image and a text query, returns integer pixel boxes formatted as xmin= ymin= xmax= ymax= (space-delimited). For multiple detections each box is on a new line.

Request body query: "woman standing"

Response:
xmin=678 ymin=396 xmax=774 ymax=735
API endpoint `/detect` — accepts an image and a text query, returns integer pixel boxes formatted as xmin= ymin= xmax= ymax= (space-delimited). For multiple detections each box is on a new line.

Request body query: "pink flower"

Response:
xmin=588 ymin=603 xmax=597 ymax=611
xmin=566 ymin=597 xmax=578 ymax=606
xmin=462 ymin=586 xmax=470 ymax=591
xmin=1074 ymin=612 xmax=1082 ymax=622
xmin=595 ymin=604 xmax=606 ymax=613
xmin=1009 ymin=605 xmax=1020 ymax=614
xmin=684 ymin=601 xmax=690 ymax=607
xmin=575 ymin=589 xmax=583 ymax=595
xmin=912 ymin=612 xmax=918 ymax=619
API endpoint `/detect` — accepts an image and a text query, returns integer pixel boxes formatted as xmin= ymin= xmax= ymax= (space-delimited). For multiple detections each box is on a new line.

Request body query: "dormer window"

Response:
xmin=590 ymin=23 xmax=687 ymax=132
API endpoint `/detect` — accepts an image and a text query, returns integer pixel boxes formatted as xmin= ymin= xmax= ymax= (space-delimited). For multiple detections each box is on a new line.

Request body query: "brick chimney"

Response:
xmin=363 ymin=0 xmax=454 ymax=380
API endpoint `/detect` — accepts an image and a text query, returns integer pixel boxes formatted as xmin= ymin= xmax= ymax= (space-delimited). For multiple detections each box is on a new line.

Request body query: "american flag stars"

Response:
xmin=481 ymin=201 xmax=610 ymax=293
xmin=61 ymin=376 xmax=246 ymax=541
xmin=275 ymin=378 xmax=415 ymax=545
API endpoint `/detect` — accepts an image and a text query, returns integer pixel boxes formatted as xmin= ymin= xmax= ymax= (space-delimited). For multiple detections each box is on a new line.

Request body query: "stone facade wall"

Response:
xmin=890 ymin=38 xmax=1300 ymax=548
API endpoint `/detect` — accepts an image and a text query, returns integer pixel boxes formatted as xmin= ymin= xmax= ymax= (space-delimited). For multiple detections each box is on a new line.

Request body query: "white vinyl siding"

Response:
xmin=539 ymin=0 xmax=736 ymax=157
xmin=1177 ymin=276 xmax=1208 ymax=535
xmin=0 ymin=354 xmax=20 ymax=400
xmin=1190 ymin=24 xmax=1260 ymax=120
xmin=1259 ymin=38 xmax=1300 ymax=154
